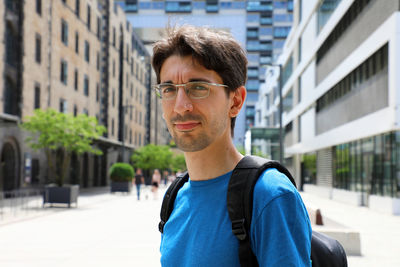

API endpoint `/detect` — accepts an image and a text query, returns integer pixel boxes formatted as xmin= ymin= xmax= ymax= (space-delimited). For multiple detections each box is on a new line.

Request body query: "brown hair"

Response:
xmin=152 ymin=25 xmax=248 ymax=136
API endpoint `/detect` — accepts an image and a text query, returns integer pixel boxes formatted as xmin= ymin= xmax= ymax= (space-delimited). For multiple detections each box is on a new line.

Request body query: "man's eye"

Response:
xmin=191 ymin=83 xmax=208 ymax=91
xmin=162 ymin=86 xmax=176 ymax=93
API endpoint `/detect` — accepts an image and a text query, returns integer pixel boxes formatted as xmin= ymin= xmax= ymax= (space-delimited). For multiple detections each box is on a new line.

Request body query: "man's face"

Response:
xmin=159 ymin=55 xmax=232 ymax=152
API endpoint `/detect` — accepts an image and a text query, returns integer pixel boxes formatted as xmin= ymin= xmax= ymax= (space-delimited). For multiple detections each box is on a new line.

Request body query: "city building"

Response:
xmin=255 ymin=0 xmax=400 ymax=214
xmin=0 ymin=0 xmax=161 ymax=191
xmin=116 ymin=0 xmax=293 ymax=147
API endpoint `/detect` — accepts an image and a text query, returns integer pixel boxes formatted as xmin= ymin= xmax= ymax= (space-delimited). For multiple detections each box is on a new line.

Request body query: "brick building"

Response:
xmin=0 ymin=0 xmax=164 ymax=191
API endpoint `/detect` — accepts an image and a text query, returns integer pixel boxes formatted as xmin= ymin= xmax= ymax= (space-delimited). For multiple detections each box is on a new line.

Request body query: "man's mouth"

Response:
xmin=174 ymin=121 xmax=200 ymax=131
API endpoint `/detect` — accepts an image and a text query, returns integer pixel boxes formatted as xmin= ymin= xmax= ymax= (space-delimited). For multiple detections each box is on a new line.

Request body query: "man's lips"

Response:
xmin=174 ymin=121 xmax=200 ymax=131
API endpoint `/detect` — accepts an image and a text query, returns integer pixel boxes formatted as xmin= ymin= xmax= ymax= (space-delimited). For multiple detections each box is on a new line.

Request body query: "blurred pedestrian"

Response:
xmin=134 ymin=168 xmax=145 ymax=200
xmin=151 ymin=169 xmax=161 ymax=200
xmin=162 ymin=170 xmax=169 ymax=187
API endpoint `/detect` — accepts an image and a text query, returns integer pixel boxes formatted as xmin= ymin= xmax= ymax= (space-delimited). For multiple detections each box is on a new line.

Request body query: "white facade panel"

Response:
xmin=301 ymin=13 xmax=316 ymax=61
xmin=300 ymin=60 xmax=315 ymax=103
xmin=391 ymin=13 xmax=400 ymax=128
xmin=300 ymin=107 xmax=315 ymax=144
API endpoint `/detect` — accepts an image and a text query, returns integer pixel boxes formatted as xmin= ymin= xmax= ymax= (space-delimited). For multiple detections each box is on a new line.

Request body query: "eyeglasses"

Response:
xmin=153 ymin=81 xmax=228 ymax=100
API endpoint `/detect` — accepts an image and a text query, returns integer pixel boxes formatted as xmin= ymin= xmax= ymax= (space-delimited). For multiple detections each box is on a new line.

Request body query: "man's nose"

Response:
xmin=173 ymin=87 xmax=193 ymax=114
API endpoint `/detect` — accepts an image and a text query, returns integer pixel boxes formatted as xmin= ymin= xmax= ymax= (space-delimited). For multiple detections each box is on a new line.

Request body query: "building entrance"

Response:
xmin=0 ymin=142 xmax=20 ymax=191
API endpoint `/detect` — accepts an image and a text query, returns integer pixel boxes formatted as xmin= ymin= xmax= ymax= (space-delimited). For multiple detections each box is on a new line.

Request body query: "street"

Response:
xmin=0 ymin=186 xmax=161 ymax=267
xmin=1 ymin=186 xmax=400 ymax=267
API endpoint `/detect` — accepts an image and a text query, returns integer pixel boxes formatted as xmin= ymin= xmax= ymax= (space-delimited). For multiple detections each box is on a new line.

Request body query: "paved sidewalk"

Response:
xmin=0 ymin=185 xmax=163 ymax=267
xmin=1 ymin=186 xmax=399 ymax=266
xmin=300 ymin=192 xmax=400 ymax=267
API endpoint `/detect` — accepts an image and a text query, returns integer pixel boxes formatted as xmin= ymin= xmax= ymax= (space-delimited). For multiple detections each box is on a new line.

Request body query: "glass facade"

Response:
xmin=317 ymin=0 xmax=342 ymax=33
xmin=333 ymin=132 xmax=400 ymax=198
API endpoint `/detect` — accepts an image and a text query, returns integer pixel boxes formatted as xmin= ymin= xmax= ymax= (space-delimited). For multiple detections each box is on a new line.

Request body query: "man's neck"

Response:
xmin=184 ymin=140 xmax=243 ymax=181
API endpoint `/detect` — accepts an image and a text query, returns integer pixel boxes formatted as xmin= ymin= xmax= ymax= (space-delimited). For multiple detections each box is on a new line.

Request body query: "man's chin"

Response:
xmin=173 ymin=135 xmax=210 ymax=152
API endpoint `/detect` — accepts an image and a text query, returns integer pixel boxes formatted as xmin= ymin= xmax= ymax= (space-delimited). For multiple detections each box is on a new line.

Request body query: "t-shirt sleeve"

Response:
xmin=250 ymin=169 xmax=312 ymax=267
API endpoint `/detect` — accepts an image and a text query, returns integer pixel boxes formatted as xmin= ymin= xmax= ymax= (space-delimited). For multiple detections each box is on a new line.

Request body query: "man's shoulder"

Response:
xmin=253 ymin=167 xmax=298 ymax=202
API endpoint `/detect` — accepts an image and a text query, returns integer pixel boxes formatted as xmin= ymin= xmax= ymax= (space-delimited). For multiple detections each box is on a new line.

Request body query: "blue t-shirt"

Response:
xmin=160 ymin=169 xmax=312 ymax=266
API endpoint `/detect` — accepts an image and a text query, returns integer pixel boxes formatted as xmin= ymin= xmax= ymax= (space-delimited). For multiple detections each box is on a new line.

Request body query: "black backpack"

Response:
xmin=159 ymin=155 xmax=348 ymax=267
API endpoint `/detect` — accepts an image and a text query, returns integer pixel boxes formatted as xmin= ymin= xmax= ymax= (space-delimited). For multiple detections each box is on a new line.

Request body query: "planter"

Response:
xmin=369 ymin=195 xmax=400 ymax=215
xmin=43 ymin=184 xmax=79 ymax=208
xmin=111 ymin=181 xmax=132 ymax=193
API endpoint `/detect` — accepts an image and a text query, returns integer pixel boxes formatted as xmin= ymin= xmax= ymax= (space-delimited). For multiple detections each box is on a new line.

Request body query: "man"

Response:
xmin=152 ymin=25 xmax=312 ymax=266
xmin=134 ymin=168 xmax=145 ymax=200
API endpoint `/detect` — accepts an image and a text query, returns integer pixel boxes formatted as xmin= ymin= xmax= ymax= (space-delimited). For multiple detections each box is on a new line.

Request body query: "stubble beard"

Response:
xmin=172 ymin=131 xmax=211 ymax=152
xmin=168 ymin=113 xmax=228 ymax=153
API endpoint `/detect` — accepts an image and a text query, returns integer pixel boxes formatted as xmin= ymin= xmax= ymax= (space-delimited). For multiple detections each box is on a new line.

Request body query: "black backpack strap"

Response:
xmin=227 ymin=155 xmax=296 ymax=267
xmin=159 ymin=171 xmax=189 ymax=234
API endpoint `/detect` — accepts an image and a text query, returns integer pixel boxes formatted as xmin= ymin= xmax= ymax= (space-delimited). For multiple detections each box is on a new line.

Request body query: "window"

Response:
xmin=97 ymin=17 xmax=101 ymax=39
xmin=87 ymin=5 xmax=91 ymax=30
xmin=36 ymin=0 xmax=41 ymax=15
xmin=96 ymin=83 xmax=99 ymax=102
xmin=59 ymin=98 xmax=67 ymax=113
xmin=112 ymin=119 xmax=115 ymax=136
xmin=84 ymin=75 xmax=89 ymax=96
xmin=113 ymin=27 xmax=116 ymax=47
xmin=75 ymin=0 xmax=81 ymax=18
xmin=35 ymin=33 xmax=41 ymax=64
xmin=96 ymin=51 xmax=100 ymax=70
xmin=60 ymin=59 xmax=68 ymax=85
xmin=112 ymin=60 xmax=115 ymax=77
xmin=61 ymin=19 xmax=68 ymax=46
xmin=83 ymin=108 xmax=88 ymax=115
xmin=74 ymin=69 xmax=78 ymax=91
xmin=165 ymin=1 xmax=192 ymax=13
xmin=75 ymin=32 xmax=79 ymax=54
xmin=297 ymin=77 xmax=302 ymax=103
xmin=112 ymin=89 xmax=115 ymax=107
xmin=273 ymin=27 xmax=291 ymax=38
xmin=298 ymin=38 xmax=302 ymax=63
xmin=73 ymin=105 xmax=77 ymax=116
xmin=84 ymin=41 xmax=90 ymax=62
xmin=75 ymin=0 xmax=80 ymax=17
xmin=34 ymin=83 xmax=40 ymax=109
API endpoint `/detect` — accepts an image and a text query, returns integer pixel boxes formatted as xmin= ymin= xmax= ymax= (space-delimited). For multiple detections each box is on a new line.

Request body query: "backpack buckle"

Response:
xmin=159 ymin=220 xmax=165 ymax=233
xmin=231 ymin=219 xmax=247 ymax=241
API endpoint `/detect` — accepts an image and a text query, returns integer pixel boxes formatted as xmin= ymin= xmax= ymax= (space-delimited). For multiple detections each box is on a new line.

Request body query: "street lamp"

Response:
xmin=262 ymin=64 xmax=283 ymax=164
xmin=121 ymin=105 xmax=134 ymax=162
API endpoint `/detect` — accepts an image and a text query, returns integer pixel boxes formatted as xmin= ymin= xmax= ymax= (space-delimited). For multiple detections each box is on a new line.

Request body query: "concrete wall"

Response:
xmin=316 ymin=69 xmax=388 ymax=134
xmin=316 ymin=0 xmax=399 ymax=84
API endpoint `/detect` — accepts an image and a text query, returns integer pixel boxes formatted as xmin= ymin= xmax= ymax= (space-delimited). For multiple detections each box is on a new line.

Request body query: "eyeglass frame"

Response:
xmin=153 ymin=81 xmax=229 ymax=100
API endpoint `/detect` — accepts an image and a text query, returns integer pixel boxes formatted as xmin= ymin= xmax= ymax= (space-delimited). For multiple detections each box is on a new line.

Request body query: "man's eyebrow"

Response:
xmin=188 ymin=78 xmax=212 ymax=83
xmin=159 ymin=80 xmax=174 ymax=84
xmin=161 ymin=78 xmax=213 ymax=84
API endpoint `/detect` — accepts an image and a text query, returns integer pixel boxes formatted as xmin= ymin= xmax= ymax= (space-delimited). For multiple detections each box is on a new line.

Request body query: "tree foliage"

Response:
xmin=131 ymin=144 xmax=186 ymax=172
xmin=171 ymin=154 xmax=186 ymax=172
xmin=20 ymin=109 xmax=106 ymax=186
xmin=131 ymin=144 xmax=173 ymax=171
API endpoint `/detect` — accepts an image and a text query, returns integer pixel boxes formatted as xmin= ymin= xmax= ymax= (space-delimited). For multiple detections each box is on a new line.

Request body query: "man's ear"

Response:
xmin=230 ymin=86 xmax=246 ymax=118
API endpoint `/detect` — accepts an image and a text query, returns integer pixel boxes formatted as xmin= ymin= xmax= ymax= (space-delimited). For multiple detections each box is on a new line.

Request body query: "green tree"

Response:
xmin=131 ymin=144 xmax=173 ymax=171
xmin=171 ymin=154 xmax=186 ymax=172
xmin=236 ymin=145 xmax=246 ymax=156
xmin=20 ymin=109 xmax=106 ymax=186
